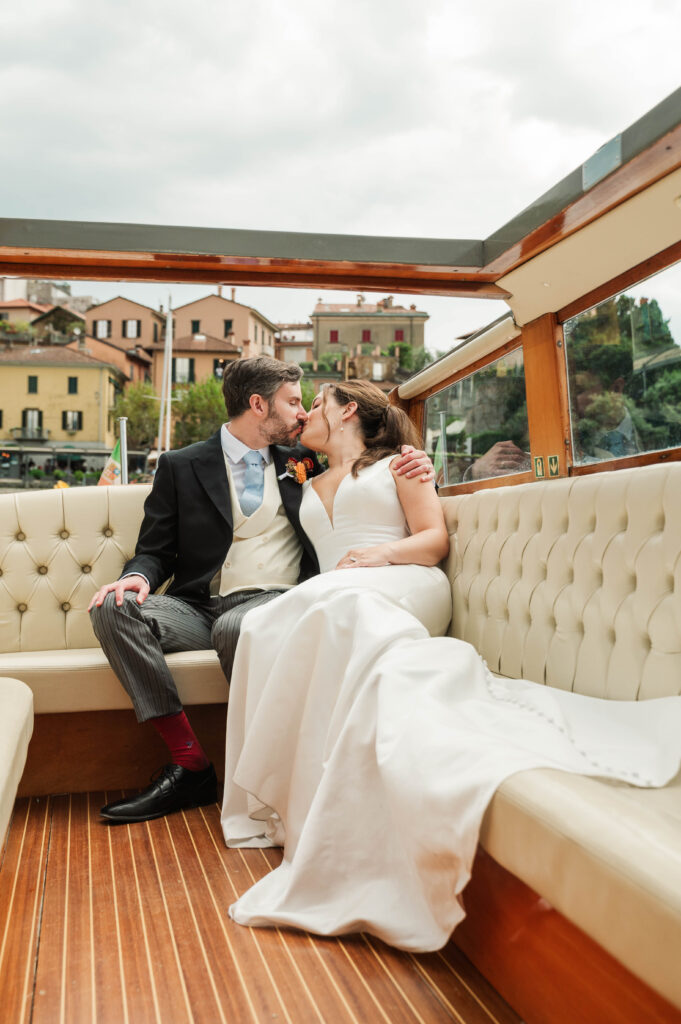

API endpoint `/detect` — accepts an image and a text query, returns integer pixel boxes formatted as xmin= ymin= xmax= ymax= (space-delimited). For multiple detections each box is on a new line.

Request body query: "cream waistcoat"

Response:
xmin=212 ymin=457 xmax=303 ymax=597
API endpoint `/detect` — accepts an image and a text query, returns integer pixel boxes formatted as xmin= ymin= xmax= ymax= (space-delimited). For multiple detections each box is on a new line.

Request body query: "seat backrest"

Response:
xmin=441 ymin=462 xmax=681 ymax=699
xmin=0 ymin=485 xmax=150 ymax=653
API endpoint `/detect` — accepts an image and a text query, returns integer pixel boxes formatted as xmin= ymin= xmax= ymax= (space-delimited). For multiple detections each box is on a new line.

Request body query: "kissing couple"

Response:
xmin=90 ymin=356 xmax=681 ymax=950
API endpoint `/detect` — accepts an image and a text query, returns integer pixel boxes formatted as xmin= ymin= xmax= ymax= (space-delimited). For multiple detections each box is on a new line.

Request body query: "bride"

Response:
xmin=221 ymin=380 xmax=681 ymax=951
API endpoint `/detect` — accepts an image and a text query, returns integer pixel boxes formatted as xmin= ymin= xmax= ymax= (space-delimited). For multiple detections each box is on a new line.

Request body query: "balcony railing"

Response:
xmin=10 ymin=427 xmax=51 ymax=441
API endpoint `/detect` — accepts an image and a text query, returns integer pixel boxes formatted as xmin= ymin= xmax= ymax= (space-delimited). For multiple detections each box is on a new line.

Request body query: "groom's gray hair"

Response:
xmin=222 ymin=357 xmax=303 ymax=417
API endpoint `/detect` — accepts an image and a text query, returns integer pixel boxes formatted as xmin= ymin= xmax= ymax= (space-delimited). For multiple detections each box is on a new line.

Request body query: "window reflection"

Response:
xmin=565 ymin=261 xmax=681 ymax=465
xmin=424 ymin=349 xmax=531 ymax=484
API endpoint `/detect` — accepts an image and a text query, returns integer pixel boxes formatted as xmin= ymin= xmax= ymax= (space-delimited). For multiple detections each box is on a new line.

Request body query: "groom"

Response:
xmin=89 ymin=356 xmax=433 ymax=824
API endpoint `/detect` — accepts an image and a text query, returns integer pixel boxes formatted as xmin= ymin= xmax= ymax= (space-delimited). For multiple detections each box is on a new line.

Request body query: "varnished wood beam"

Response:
xmin=0 ymin=257 xmax=508 ymax=298
xmin=522 ymin=313 xmax=570 ymax=477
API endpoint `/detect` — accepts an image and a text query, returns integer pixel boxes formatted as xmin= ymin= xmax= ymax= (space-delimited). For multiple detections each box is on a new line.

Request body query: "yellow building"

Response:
xmin=0 ymin=346 xmax=123 ymax=450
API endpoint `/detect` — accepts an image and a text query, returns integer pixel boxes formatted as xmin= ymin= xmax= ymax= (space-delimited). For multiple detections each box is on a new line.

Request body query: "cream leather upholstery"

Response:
xmin=0 ymin=485 xmax=149 ymax=653
xmin=0 ymin=484 xmax=225 ymax=711
xmin=442 ymin=463 xmax=681 ymax=699
xmin=441 ymin=461 xmax=681 ymax=1009
xmin=0 ymin=677 xmax=33 ymax=844
xmin=481 ymin=766 xmax=681 ymax=1010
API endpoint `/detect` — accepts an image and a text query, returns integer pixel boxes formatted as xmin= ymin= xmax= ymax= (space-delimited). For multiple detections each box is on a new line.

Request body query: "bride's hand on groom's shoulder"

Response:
xmin=392 ymin=445 xmax=435 ymax=482
xmin=336 ymin=545 xmax=394 ymax=569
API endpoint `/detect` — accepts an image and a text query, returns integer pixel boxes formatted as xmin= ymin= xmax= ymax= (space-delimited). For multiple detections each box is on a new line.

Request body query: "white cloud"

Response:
xmin=1 ymin=0 xmax=680 ymax=345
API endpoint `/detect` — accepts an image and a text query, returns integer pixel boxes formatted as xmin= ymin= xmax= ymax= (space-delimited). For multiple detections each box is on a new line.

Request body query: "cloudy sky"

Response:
xmin=2 ymin=0 xmax=680 ymax=349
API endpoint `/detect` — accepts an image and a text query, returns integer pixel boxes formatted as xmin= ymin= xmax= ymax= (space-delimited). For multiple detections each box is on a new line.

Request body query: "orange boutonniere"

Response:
xmin=279 ymin=457 xmax=313 ymax=484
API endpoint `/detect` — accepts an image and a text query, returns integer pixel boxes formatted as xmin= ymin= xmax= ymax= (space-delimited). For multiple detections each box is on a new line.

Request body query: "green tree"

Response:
xmin=113 ymin=382 xmax=158 ymax=449
xmin=300 ymin=378 xmax=316 ymax=411
xmin=173 ymin=376 xmax=227 ymax=448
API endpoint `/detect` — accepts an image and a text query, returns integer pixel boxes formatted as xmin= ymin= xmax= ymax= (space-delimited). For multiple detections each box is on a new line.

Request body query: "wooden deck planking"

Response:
xmin=0 ymin=795 xmax=523 ymax=1024
xmin=0 ymin=797 xmax=51 ymax=1024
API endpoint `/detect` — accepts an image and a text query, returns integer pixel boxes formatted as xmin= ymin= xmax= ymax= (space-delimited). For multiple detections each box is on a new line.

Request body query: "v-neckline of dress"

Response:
xmin=308 ymin=471 xmax=353 ymax=530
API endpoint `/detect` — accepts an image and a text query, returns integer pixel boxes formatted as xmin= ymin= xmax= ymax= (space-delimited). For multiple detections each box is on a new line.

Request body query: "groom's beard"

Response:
xmin=263 ymin=409 xmax=305 ymax=446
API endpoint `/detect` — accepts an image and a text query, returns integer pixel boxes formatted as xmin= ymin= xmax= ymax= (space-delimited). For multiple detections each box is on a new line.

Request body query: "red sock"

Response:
xmin=150 ymin=711 xmax=209 ymax=771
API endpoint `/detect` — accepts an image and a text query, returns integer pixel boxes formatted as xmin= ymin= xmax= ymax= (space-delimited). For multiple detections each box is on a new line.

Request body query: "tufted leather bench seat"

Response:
xmin=442 ymin=462 xmax=681 ymax=1011
xmin=0 ymin=485 xmax=226 ymax=713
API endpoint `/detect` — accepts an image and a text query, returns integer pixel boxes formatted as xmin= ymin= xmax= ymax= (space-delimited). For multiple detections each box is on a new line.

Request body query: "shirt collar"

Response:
xmin=221 ymin=422 xmax=272 ymax=465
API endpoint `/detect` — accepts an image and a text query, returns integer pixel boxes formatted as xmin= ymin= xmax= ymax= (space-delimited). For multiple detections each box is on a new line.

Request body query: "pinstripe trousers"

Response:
xmin=90 ymin=589 xmax=286 ymax=722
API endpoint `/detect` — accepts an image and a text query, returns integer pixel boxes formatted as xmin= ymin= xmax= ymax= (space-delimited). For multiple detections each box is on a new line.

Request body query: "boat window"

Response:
xmin=564 ymin=260 xmax=681 ymax=466
xmin=424 ymin=348 xmax=531 ymax=485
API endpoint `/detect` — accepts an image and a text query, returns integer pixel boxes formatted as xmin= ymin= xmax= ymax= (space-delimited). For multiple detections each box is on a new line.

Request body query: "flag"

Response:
xmin=98 ymin=440 xmax=122 ymax=486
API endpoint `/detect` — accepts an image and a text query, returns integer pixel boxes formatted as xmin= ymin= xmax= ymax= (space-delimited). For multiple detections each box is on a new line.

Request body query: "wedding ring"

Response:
xmin=349 ymin=556 xmax=358 ymax=562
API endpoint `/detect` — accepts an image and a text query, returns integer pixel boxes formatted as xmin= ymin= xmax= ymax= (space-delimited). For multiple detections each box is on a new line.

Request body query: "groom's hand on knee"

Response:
xmin=88 ymin=574 xmax=151 ymax=611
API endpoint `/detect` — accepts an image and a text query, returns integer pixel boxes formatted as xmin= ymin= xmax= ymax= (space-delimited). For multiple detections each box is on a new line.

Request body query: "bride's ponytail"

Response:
xmin=322 ymin=381 xmax=422 ymax=475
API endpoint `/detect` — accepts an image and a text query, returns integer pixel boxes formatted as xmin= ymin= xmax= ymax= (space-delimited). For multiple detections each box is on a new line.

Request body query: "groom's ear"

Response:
xmin=249 ymin=393 xmax=268 ymax=417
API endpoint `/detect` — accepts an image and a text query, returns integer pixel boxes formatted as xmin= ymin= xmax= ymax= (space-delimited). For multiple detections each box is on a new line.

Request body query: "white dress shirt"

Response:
xmin=124 ymin=426 xmax=273 ymax=587
xmin=220 ymin=423 xmax=271 ymax=502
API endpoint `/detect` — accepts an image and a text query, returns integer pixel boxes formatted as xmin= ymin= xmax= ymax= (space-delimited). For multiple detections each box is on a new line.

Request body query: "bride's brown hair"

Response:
xmin=320 ymin=380 xmax=421 ymax=476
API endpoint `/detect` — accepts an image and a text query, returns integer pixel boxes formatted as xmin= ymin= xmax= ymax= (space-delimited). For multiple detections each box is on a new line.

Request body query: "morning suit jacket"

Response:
xmin=121 ymin=430 xmax=323 ymax=605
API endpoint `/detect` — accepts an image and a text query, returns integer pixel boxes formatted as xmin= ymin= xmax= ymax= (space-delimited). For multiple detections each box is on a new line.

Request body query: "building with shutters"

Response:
xmin=147 ymin=332 xmax=241 ymax=388
xmin=310 ymin=294 xmax=428 ymax=360
xmin=172 ymin=290 xmax=279 ymax=358
xmin=0 ymin=346 xmax=124 ymax=451
xmin=86 ymin=297 xmax=166 ymax=349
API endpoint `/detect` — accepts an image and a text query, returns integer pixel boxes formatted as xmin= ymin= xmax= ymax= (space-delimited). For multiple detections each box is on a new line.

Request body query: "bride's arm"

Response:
xmin=336 ymin=467 xmax=449 ymax=569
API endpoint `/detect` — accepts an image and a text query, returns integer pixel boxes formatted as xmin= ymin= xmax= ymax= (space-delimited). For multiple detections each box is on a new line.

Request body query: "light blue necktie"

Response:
xmin=240 ymin=450 xmax=265 ymax=516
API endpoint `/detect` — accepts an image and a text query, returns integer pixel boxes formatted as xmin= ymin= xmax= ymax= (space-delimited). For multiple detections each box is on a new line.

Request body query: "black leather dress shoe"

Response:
xmin=100 ymin=763 xmax=218 ymax=823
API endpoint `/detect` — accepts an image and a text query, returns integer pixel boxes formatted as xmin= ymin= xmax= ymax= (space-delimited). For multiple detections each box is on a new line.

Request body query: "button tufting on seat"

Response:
xmin=18 ymin=603 xmax=27 ymax=612
xmin=38 ymin=565 xmax=48 ymax=575
xmin=103 ymin=528 xmax=113 ymax=537
xmin=60 ymin=530 xmax=69 ymax=539
xmin=16 ymin=532 xmax=25 ymax=541
xmin=81 ymin=564 xmax=92 ymax=574
xmin=61 ymin=602 xmax=71 ymax=612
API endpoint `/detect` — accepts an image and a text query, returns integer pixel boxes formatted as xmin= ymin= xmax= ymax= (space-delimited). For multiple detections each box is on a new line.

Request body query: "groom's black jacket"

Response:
xmin=121 ymin=429 xmax=323 ymax=606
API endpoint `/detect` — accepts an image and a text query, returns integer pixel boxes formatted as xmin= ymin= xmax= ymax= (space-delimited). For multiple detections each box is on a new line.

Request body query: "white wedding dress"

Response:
xmin=221 ymin=457 xmax=681 ymax=950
